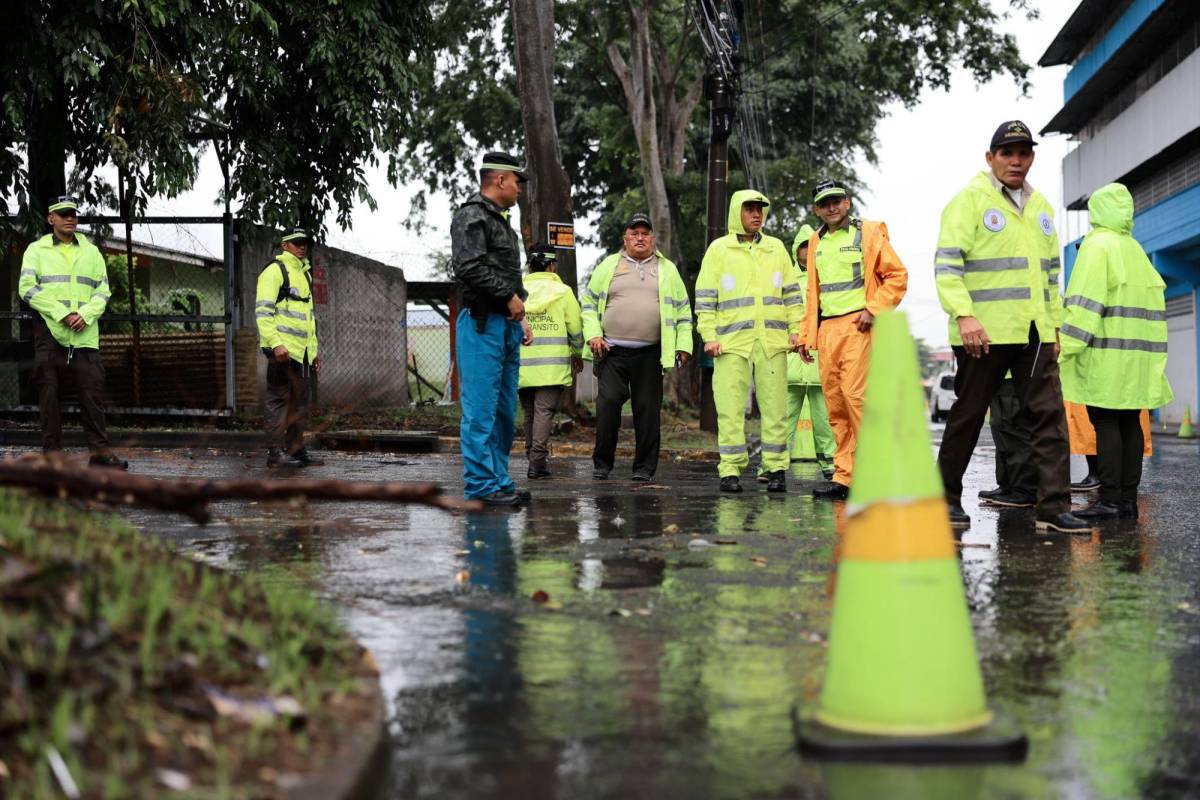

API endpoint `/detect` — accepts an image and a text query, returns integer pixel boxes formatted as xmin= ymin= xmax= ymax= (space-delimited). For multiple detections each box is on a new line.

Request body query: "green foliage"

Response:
xmin=398 ymin=0 xmax=1032 ymax=270
xmin=0 ymin=487 xmax=366 ymax=795
xmin=3 ymin=1 xmax=431 ymax=234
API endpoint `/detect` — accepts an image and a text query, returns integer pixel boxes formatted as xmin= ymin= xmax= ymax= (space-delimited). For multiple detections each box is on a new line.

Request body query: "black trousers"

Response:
xmin=1085 ymin=406 xmax=1143 ymax=505
xmin=592 ymin=344 xmax=663 ymax=476
xmin=937 ymin=324 xmax=1070 ymax=516
xmin=989 ymin=378 xmax=1037 ymax=497
xmin=33 ymin=318 xmax=110 ymax=452
xmin=264 ymin=355 xmax=312 ymax=452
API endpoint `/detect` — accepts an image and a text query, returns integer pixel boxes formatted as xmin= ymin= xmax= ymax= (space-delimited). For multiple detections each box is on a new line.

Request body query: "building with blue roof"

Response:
xmin=1042 ymin=0 xmax=1200 ymax=424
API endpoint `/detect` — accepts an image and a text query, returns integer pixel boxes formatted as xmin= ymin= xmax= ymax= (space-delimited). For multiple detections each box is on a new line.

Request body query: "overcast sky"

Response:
xmin=121 ymin=2 xmax=1078 ymax=348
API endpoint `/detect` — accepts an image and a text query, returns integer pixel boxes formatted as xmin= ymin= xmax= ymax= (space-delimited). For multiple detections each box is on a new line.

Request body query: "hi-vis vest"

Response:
xmin=814 ymin=220 xmax=867 ymax=317
xmin=255 ymin=251 xmax=319 ymax=363
xmin=519 ymin=271 xmax=583 ymax=389
xmin=935 ymin=172 xmax=1062 ymax=346
xmin=580 ymin=250 xmax=693 ymax=369
xmin=18 ymin=232 xmax=111 ymax=349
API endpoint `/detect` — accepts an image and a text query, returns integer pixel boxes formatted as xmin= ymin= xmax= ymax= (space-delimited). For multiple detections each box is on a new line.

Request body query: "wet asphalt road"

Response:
xmin=7 ymin=429 xmax=1199 ymax=799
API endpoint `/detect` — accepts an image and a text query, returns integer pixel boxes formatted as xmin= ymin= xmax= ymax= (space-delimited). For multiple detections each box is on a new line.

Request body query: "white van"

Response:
xmin=930 ymin=371 xmax=957 ymax=423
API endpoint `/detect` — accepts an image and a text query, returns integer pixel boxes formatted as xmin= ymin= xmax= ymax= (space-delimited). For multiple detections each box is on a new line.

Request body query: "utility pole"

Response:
xmin=698 ymin=66 xmax=736 ymax=433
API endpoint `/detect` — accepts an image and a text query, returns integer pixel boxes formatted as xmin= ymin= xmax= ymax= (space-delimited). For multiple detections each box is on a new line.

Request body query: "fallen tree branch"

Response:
xmin=0 ymin=453 xmax=481 ymax=523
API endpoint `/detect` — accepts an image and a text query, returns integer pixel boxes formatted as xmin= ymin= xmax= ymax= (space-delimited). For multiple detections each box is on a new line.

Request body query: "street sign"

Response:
xmin=547 ymin=222 xmax=575 ymax=249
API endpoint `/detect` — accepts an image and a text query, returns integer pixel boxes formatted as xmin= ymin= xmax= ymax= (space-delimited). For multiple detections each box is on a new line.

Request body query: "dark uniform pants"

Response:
xmin=1085 ymin=406 xmax=1143 ymax=505
xmin=592 ymin=344 xmax=662 ymax=477
xmin=937 ymin=324 xmax=1070 ymax=516
xmin=989 ymin=378 xmax=1037 ymax=497
xmin=520 ymin=385 xmax=564 ymax=470
xmin=264 ymin=356 xmax=312 ymax=452
xmin=33 ymin=319 xmax=110 ymax=452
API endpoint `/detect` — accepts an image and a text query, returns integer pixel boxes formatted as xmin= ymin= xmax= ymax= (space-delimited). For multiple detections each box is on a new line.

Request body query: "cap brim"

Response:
xmin=993 ymin=138 xmax=1037 ymax=148
xmin=515 ymin=170 xmax=529 ymax=183
xmin=813 ymin=189 xmax=848 ymax=203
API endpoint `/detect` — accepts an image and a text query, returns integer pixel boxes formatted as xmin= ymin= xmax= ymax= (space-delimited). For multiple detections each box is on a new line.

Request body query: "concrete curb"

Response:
xmin=0 ymin=428 xmax=440 ymax=454
xmin=287 ymin=668 xmax=390 ymax=800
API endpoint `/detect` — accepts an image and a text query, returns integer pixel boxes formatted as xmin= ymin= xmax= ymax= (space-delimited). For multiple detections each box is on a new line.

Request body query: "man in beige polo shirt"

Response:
xmin=580 ymin=214 xmax=693 ymax=481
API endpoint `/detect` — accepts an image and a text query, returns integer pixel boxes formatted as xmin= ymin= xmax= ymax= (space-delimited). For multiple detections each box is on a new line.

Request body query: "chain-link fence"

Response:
xmin=1 ymin=230 xmax=229 ymax=411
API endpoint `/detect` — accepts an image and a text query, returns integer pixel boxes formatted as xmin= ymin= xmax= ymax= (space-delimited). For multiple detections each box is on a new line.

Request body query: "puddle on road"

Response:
xmin=84 ymin=443 xmax=1200 ymax=800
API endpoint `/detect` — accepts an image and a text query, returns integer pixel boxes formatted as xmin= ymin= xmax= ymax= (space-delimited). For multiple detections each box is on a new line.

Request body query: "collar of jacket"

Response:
xmin=464 ymin=192 xmax=511 ymax=219
xmin=619 ymin=249 xmax=658 ymax=265
xmin=525 ymin=271 xmax=563 ymax=285
xmin=277 ymin=250 xmax=310 ymax=272
xmin=38 ymin=231 xmax=90 ymax=249
xmin=817 ymin=216 xmax=861 ymax=239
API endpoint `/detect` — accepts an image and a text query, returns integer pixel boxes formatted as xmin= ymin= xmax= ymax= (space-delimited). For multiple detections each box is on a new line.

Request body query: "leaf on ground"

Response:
xmin=714 ymin=539 xmax=738 ymax=545
xmin=608 ymin=608 xmax=632 ymax=617
xmin=750 ymin=556 xmax=768 ymax=567
xmin=156 ymin=768 xmax=192 ymax=791
xmin=687 ymin=539 xmax=715 ymax=549
xmin=203 ymin=686 xmax=304 ymax=725
xmin=454 ymin=570 xmax=470 ymax=584
xmin=663 ymin=524 xmax=680 ymax=534
xmin=531 ymin=590 xmax=550 ymax=603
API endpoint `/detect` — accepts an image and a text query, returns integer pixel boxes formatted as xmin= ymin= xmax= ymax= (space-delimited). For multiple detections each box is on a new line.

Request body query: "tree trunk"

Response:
xmin=511 ymin=0 xmax=577 ymax=292
xmin=26 ymin=77 xmax=68 ymax=230
xmin=606 ymin=0 xmax=677 ymax=266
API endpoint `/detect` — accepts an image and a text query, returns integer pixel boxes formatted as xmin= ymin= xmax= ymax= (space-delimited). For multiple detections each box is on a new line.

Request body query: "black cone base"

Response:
xmin=792 ymin=708 xmax=1028 ymax=764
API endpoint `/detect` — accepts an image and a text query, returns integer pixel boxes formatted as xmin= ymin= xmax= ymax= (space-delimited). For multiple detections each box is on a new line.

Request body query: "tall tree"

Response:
xmin=512 ymin=0 xmax=577 ymax=289
xmin=1 ymin=1 xmax=430 ymax=235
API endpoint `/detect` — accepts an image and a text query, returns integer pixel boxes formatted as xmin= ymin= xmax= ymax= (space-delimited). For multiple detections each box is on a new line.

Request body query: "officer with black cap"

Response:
xmin=933 ymin=120 xmax=1088 ymax=533
xmin=451 ymin=151 xmax=534 ymax=506
xmin=256 ymin=227 xmax=324 ymax=467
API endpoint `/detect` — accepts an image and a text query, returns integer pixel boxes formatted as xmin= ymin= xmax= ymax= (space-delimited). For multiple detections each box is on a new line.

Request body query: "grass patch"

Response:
xmin=0 ymin=489 xmax=377 ymax=798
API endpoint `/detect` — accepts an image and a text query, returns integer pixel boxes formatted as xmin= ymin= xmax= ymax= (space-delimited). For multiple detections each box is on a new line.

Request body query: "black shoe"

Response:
xmin=766 ymin=471 xmax=786 ymax=493
xmin=481 ymin=491 xmax=521 ymax=507
xmin=88 ymin=453 xmax=129 ymax=470
xmin=948 ymin=505 xmax=971 ymax=528
xmin=527 ymin=466 xmax=551 ymax=479
xmin=1073 ymin=502 xmax=1120 ymax=520
xmin=719 ymin=476 xmax=743 ymax=493
xmin=592 ymin=468 xmax=610 ymax=480
xmin=1035 ymin=512 xmax=1095 ymax=534
xmin=514 ymin=489 xmax=532 ymax=503
xmin=812 ymin=482 xmax=849 ymax=500
xmin=821 ymin=469 xmax=835 ymax=480
xmin=631 ymin=471 xmax=653 ymax=482
xmin=266 ymin=448 xmax=301 ymax=467
xmin=1071 ymin=474 xmax=1101 ymax=492
xmin=1119 ymin=500 xmax=1139 ymax=520
xmin=979 ymin=491 xmax=1035 ymax=509
xmin=978 ymin=487 xmax=1005 ymax=501
xmin=291 ymin=448 xmax=325 ymax=466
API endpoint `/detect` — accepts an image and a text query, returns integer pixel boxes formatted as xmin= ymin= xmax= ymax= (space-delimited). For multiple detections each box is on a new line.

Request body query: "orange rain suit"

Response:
xmin=801 ymin=219 xmax=908 ymax=487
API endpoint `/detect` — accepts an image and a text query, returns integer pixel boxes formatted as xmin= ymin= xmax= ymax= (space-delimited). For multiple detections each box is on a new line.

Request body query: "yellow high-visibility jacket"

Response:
xmin=580 ymin=250 xmax=693 ymax=370
xmin=1060 ymin=183 xmax=1172 ymax=410
xmin=19 ymin=233 xmax=110 ymax=349
xmin=519 ymin=271 xmax=583 ymax=389
xmin=695 ymin=189 xmax=803 ymax=358
xmin=255 ymin=251 xmax=319 ymax=363
xmin=935 ymin=171 xmax=1062 ymax=346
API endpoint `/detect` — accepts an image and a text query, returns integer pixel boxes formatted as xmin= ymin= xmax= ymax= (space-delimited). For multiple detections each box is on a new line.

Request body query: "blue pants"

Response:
xmin=457 ymin=310 xmax=522 ymax=498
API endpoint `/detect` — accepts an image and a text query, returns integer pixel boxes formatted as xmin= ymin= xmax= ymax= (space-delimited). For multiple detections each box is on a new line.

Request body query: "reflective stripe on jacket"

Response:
xmin=18 ymin=232 xmax=110 ymax=349
xmin=580 ymin=250 xmax=693 ymax=369
xmin=255 ymin=251 xmax=319 ymax=363
xmin=800 ymin=218 xmax=907 ymax=348
xmin=814 ymin=222 xmax=868 ymax=317
xmin=1059 ymin=182 xmax=1173 ymax=410
xmin=519 ymin=271 xmax=583 ymax=388
xmin=696 ymin=189 xmax=803 ymax=359
xmin=935 ymin=171 xmax=1062 ymax=346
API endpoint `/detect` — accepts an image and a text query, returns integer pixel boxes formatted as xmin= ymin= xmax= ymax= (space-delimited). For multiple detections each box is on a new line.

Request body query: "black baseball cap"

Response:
xmin=480 ymin=151 xmax=528 ymax=183
xmin=990 ymin=120 xmax=1037 ymax=150
xmin=529 ymin=243 xmax=557 ymax=262
xmin=624 ymin=212 xmax=653 ymax=231
xmin=812 ymin=179 xmax=848 ymax=204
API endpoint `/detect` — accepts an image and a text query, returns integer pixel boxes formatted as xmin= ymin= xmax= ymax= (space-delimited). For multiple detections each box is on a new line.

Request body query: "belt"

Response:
xmin=818 ymin=308 xmax=865 ymax=325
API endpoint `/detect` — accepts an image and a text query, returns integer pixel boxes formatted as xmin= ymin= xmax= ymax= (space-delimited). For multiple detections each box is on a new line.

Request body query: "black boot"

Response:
xmin=88 ymin=453 xmax=129 ymax=470
xmin=812 ymin=482 xmax=848 ymax=500
xmin=291 ymin=448 xmax=325 ymax=466
xmin=947 ymin=505 xmax=971 ymax=528
xmin=766 ymin=471 xmax=786 ymax=493
xmin=1073 ymin=502 xmax=1120 ymax=520
xmin=720 ymin=476 xmax=743 ymax=493
xmin=1035 ymin=512 xmax=1095 ymax=533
